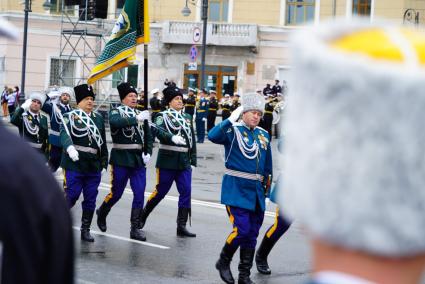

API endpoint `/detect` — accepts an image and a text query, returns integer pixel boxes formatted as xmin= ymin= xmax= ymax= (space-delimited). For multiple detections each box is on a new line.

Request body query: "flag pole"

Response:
xmin=143 ymin=44 xmax=149 ymax=155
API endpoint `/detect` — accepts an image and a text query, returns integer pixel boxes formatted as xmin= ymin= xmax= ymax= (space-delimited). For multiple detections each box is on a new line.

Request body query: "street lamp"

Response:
xmin=20 ymin=0 xmax=32 ymax=104
xmin=182 ymin=0 xmax=208 ymax=91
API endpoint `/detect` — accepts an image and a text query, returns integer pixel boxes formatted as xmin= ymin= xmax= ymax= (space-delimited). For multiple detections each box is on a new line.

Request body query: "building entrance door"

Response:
xmin=183 ymin=64 xmax=237 ymax=99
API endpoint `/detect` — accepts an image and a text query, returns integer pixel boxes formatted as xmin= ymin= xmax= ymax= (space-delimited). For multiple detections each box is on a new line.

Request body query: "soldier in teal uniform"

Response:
xmin=11 ymin=92 xmax=48 ymax=158
xmin=139 ymin=85 xmax=197 ymax=238
xmin=209 ymin=93 xmax=272 ymax=284
xmin=184 ymin=88 xmax=196 ymax=119
xmin=95 ymin=82 xmax=152 ymax=242
xmin=195 ymin=89 xmax=209 ymax=143
xmin=207 ymin=90 xmax=219 ymax=132
xmin=60 ymin=84 xmax=108 ymax=242
xmin=255 ymin=139 xmax=291 ymax=275
xmin=42 ymin=87 xmax=73 ymax=171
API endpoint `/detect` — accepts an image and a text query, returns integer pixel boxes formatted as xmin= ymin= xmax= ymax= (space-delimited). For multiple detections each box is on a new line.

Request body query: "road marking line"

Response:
xmin=97 ymin=183 xmax=276 ymax=218
xmin=72 ymin=227 xmax=170 ymax=249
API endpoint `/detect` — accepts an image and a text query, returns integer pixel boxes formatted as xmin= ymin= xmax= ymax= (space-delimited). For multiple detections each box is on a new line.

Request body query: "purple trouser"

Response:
xmin=103 ymin=165 xmax=146 ymax=209
xmin=146 ymin=168 xmax=192 ymax=208
xmin=48 ymin=145 xmax=62 ymax=172
xmin=264 ymin=207 xmax=292 ymax=242
xmin=225 ymin=205 xmax=265 ymax=249
xmin=64 ymin=169 xmax=101 ymax=211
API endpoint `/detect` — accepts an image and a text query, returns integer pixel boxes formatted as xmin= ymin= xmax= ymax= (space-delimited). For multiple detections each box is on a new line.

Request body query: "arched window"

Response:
xmin=286 ymin=0 xmax=315 ymax=26
xmin=353 ymin=0 xmax=371 ymax=16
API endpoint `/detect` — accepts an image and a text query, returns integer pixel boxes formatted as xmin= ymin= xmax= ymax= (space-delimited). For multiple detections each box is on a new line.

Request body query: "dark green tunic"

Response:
xmin=11 ymin=107 xmax=49 ymax=158
xmin=60 ymin=110 xmax=108 ymax=173
xmin=109 ymin=106 xmax=153 ymax=168
xmin=154 ymin=110 xmax=197 ymax=170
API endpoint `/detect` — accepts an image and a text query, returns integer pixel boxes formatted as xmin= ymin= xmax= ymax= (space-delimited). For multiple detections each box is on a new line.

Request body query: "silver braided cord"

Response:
xmin=233 ymin=126 xmax=259 ymax=160
xmin=68 ymin=109 xmax=103 ymax=148
xmin=162 ymin=108 xmax=192 ymax=148
xmin=116 ymin=105 xmax=144 ymax=143
xmin=22 ymin=113 xmax=39 ymax=136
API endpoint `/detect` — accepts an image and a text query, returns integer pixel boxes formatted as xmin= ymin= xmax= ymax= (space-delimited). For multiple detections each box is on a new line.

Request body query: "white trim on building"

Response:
xmin=228 ymin=0 xmax=234 ymax=23
xmin=370 ymin=0 xmax=375 ymax=22
xmin=346 ymin=0 xmax=353 ymax=19
xmin=314 ymin=0 xmax=321 ymax=25
xmin=279 ymin=0 xmax=286 ymax=26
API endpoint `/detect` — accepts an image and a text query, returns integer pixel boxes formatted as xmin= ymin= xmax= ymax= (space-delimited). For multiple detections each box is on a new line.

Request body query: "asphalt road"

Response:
xmin=4 ymin=119 xmax=312 ymax=284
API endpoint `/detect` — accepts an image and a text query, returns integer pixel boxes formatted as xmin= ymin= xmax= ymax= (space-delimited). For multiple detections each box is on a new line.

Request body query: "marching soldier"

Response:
xmin=60 ymin=84 xmax=108 ymax=242
xmin=272 ymin=80 xmax=282 ymax=95
xmin=136 ymin=90 xmax=145 ymax=111
xmin=229 ymin=93 xmax=241 ymax=113
xmin=42 ymin=87 xmax=74 ymax=171
xmin=140 ymin=86 xmax=197 ymax=238
xmin=207 ymin=90 xmax=219 ymax=132
xmin=255 ymin=140 xmax=291 ymax=275
xmin=220 ymin=94 xmax=232 ymax=121
xmin=262 ymin=95 xmax=275 ymax=139
xmin=208 ymin=93 xmax=272 ymax=284
xmin=149 ymin=88 xmax=162 ymax=121
xmin=11 ymin=92 xmax=48 ymax=158
xmin=262 ymin=84 xmax=273 ymax=96
xmin=195 ymin=89 xmax=209 ymax=143
xmin=96 ymin=82 xmax=151 ymax=242
xmin=184 ymin=88 xmax=196 ymax=119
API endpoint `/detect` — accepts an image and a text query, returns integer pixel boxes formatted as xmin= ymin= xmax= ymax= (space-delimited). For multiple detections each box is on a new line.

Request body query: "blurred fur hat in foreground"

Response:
xmin=280 ymin=19 xmax=425 ymax=257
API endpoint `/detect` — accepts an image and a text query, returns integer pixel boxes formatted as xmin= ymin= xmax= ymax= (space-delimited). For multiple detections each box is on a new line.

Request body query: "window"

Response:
xmin=209 ymin=0 xmax=229 ymax=22
xmin=50 ymin=0 xmax=75 ymax=15
xmin=116 ymin=0 xmax=125 ymax=17
xmin=112 ymin=68 xmax=125 ymax=88
xmin=286 ymin=0 xmax=315 ymax=26
xmin=49 ymin=58 xmax=76 ymax=87
xmin=127 ymin=65 xmax=138 ymax=87
xmin=352 ymin=0 xmax=371 ymax=16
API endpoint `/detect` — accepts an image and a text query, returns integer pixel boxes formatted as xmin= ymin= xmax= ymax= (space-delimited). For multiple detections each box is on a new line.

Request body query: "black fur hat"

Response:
xmin=163 ymin=86 xmax=183 ymax=105
xmin=117 ymin=82 xmax=137 ymax=101
xmin=74 ymin=84 xmax=95 ymax=104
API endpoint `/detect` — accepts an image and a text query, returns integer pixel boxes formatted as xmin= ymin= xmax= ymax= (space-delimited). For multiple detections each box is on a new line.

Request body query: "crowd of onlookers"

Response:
xmin=1 ymin=85 xmax=20 ymax=119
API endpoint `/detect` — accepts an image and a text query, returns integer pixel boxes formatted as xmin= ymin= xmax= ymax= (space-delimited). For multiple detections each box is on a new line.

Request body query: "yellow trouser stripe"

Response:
xmin=104 ymin=165 xmax=115 ymax=203
xmin=63 ymin=169 xmax=67 ymax=192
xmin=266 ymin=207 xmax=280 ymax=238
xmin=148 ymin=168 xmax=160 ymax=201
xmin=225 ymin=206 xmax=238 ymax=244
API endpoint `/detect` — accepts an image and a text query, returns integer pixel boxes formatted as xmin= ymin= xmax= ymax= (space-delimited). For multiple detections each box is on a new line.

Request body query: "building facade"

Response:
xmin=1 ymin=0 xmax=423 ymax=101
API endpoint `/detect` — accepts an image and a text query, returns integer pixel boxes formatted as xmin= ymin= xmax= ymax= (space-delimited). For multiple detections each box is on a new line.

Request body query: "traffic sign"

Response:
xmin=193 ymin=27 xmax=201 ymax=43
xmin=189 ymin=45 xmax=198 ymax=62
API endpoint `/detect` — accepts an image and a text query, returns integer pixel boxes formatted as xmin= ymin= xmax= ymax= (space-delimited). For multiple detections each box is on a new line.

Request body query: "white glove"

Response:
xmin=191 ymin=165 xmax=196 ymax=170
xmin=228 ymin=106 xmax=244 ymax=124
xmin=66 ymin=145 xmax=79 ymax=162
xmin=136 ymin=110 xmax=150 ymax=122
xmin=101 ymin=169 xmax=107 ymax=176
xmin=142 ymin=153 xmax=151 ymax=164
xmin=171 ymin=135 xmax=186 ymax=146
xmin=202 ymin=117 xmax=207 ymax=122
xmin=21 ymin=99 xmax=31 ymax=111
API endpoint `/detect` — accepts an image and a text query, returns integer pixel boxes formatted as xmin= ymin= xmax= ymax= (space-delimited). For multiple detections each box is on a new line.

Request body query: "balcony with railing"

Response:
xmin=162 ymin=21 xmax=258 ymax=47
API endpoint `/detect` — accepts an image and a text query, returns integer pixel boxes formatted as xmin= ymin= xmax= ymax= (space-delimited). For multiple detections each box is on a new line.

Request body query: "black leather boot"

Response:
xmin=238 ymin=248 xmax=255 ymax=284
xmin=96 ymin=202 xmax=111 ymax=232
xmin=215 ymin=243 xmax=238 ymax=284
xmin=130 ymin=208 xmax=146 ymax=241
xmin=139 ymin=198 xmax=160 ymax=229
xmin=81 ymin=210 xmax=95 ymax=242
xmin=176 ymin=207 xmax=196 ymax=237
xmin=255 ymin=236 xmax=276 ymax=275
